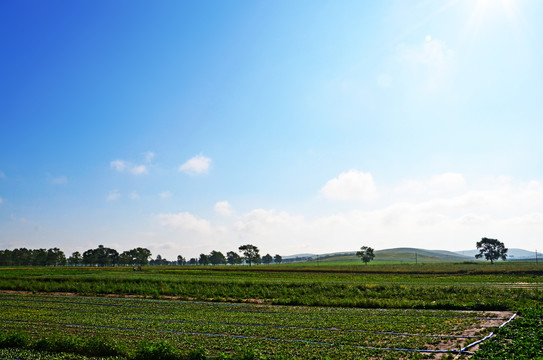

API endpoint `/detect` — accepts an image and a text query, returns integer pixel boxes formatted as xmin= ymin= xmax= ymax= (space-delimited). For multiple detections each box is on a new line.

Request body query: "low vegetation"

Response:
xmin=0 ymin=262 xmax=541 ymax=358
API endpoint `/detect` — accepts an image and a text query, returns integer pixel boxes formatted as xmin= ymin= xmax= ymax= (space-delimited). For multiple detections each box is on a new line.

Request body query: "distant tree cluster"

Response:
xmin=66 ymin=245 xmax=153 ymax=267
xmin=181 ymin=245 xmax=282 ymax=266
xmin=0 ymin=248 xmax=66 ymax=266
xmin=0 ymin=243 xmax=283 ymax=267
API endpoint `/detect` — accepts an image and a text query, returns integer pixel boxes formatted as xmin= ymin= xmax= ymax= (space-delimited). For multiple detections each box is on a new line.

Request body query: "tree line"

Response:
xmin=0 ymin=244 xmax=282 ymax=267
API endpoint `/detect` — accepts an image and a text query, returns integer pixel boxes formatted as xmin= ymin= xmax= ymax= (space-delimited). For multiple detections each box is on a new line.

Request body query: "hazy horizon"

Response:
xmin=2 ymin=0 xmax=543 ymax=258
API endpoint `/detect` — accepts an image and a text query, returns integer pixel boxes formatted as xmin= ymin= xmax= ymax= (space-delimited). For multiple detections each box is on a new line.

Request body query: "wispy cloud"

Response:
xmin=396 ymin=36 xmax=455 ymax=92
xmin=110 ymin=160 xmax=127 ymax=172
xmin=179 ymin=154 xmax=211 ymax=175
xmin=0 ymin=197 xmax=3 ymax=205
xmin=159 ymin=191 xmax=172 ymax=199
xmin=143 ymin=151 xmax=155 ymax=163
xmin=0 ymin=170 xmax=5 ymax=179
xmin=214 ymin=201 xmax=233 ymax=216
xmin=50 ymin=175 xmax=68 ymax=185
xmin=320 ymin=170 xmax=378 ymax=202
xmin=157 ymin=212 xmax=212 ymax=234
xmin=154 ymin=175 xmax=543 ymax=255
xmin=107 ymin=190 xmax=120 ymax=202
xmin=129 ymin=192 xmax=140 ymax=200
xmin=110 ymin=151 xmax=154 ymax=175
xmin=131 ymin=165 xmax=148 ymax=175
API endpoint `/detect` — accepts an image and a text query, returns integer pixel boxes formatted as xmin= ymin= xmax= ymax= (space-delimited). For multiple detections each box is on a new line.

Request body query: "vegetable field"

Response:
xmin=0 ymin=293 xmax=515 ymax=359
xmin=0 ymin=264 xmax=541 ymax=359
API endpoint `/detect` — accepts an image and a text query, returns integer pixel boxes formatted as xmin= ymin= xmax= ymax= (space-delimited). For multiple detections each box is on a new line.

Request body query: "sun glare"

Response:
xmin=463 ymin=0 xmax=520 ymax=46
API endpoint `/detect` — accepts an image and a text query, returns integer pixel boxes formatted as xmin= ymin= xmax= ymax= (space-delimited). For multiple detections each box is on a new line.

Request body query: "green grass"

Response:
xmin=0 ymin=264 xmax=541 ymax=310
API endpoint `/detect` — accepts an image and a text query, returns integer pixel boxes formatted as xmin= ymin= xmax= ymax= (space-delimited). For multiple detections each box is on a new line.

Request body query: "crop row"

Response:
xmin=0 ymin=293 xmax=510 ymax=359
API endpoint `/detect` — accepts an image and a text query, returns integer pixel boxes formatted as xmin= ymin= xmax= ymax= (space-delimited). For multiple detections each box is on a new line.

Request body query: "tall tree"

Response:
xmin=475 ymin=237 xmax=508 ymax=264
xmin=356 ymin=246 xmax=375 ymax=265
xmin=68 ymin=251 xmax=82 ymax=266
xmin=227 ymin=251 xmax=242 ymax=265
xmin=262 ymin=253 xmax=273 ymax=264
xmin=209 ymin=251 xmax=226 ymax=265
xmin=239 ymin=244 xmax=260 ymax=266
xmin=274 ymin=254 xmax=282 ymax=264
xmin=46 ymin=248 xmax=66 ymax=266
xmin=199 ymin=253 xmax=209 ymax=266
xmin=177 ymin=255 xmax=186 ymax=266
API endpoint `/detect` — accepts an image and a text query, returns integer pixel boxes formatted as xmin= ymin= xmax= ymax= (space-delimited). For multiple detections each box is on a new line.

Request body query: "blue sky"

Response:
xmin=1 ymin=0 xmax=543 ymax=259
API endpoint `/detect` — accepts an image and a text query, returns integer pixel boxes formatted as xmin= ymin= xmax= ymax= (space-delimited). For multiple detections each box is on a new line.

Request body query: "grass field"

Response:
xmin=0 ymin=263 xmax=541 ymax=359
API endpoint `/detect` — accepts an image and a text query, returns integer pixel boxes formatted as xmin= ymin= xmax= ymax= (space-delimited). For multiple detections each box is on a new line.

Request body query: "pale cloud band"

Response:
xmin=214 ymin=201 xmax=233 ymax=216
xmin=107 ymin=190 xmax=120 ymax=202
xmin=51 ymin=176 xmax=68 ymax=185
xmin=154 ymin=174 xmax=543 ymax=256
xmin=110 ymin=152 xmax=153 ymax=175
xmin=320 ymin=170 xmax=377 ymax=202
xmin=179 ymin=154 xmax=211 ymax=175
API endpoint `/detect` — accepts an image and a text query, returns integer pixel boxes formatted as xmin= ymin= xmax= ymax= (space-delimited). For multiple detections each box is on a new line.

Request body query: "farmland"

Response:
xmin=0 ymin=263 xmax=541 ymax=359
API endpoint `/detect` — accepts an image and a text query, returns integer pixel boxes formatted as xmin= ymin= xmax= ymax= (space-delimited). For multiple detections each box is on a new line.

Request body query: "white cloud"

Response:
xmin=396 ymin=172 xmax=466 ymax=197
xmin=129 ymin=192 xmax=140 ymax=200
xmin=143 ymin=151 xmax=155 ymax=163
xmin=110 ymin=154 xmax=152 ymax=176
xmin=397 ymin=37 xmax=455 ymax=92
xmin=179 ymin=154 xmax=211 ymax=175
xmin=131 ymin=165 xmax=148 ymax=175
xmin=0 ymin=170 xmax=5 ymax=178
xmin=150 ymin=175 xmax=543 ymax=256
xmin=159 ymin=191 xmax=172 ymax=199
xmin=107 ymin=190 xmax=120 ymax=202
xmin=157 ymin=212 xmax=212 ymax=234
xmin=214 ymin=201 xmax=233 ymax=216
xmin=51 ymin=176 xmax=68 ymax=185
xmin=110 ymin=160 xmax=127 ymax=172
xmin=0 ymin=197 xmax=3 ymax=205
xmin=320 ymin=170 xmax=377 ymax=202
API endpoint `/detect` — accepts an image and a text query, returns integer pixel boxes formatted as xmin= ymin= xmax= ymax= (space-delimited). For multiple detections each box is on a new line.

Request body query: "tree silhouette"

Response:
xmin=475 ymin=237 xmax=507 ymax=264
xmin=356 ymin=246 xmax=375 ymax=265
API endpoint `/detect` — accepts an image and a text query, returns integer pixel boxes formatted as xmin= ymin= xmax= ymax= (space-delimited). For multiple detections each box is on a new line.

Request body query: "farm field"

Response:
xmin=0 ymin=263 xmax=541 ymax=359
xmin=0 ymin=264 xmax=541 ymax=310
xmin=0 ymin=293 xmax=514 ymax=359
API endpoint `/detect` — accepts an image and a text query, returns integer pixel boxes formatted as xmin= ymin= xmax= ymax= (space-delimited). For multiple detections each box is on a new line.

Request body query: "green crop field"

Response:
xmin=0 ymin=263 xmax=541 ymax=359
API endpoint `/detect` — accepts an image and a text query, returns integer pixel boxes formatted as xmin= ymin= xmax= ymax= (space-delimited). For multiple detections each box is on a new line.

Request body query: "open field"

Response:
xmin=0 ymin=263 xmax=541 ymax=359
xmin=0 ymin=264 xmax=541 ymax=310
xmin=0 ymin=293 xmax=515 ymax=359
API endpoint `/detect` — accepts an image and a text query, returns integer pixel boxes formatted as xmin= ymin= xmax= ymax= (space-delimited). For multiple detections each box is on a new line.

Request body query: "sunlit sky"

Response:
xmin=1 ymin=0 xmax=543 ymax=259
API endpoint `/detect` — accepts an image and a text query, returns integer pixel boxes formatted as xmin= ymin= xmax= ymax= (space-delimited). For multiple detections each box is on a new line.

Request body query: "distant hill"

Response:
xmin=374 ymin=248 xmax=470 ymax=262
xmin=303 ymin=248 xmax=471 ymax=264
xmin=283 ymin=247 xmax=540 ymax=264
xmin=456 ymin=248 xmax=541 ymax=260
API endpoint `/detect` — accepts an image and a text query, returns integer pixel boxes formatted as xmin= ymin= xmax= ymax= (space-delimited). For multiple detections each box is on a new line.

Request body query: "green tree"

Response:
xmin=46 ymin=248 xmax=66 ymax=266
xmin=239 ymin=244 xmax=260 ymax=266
xmin=199 ymin=253 xmax=209 ymax=266
xmin=68 ymin=251 xmax=82 ymax=265
xmin=177 ymin=255 xmax=186 ymax=265
xmin=274 ymin=254 xmax=282 ymax=264
xmin=227 ymin=251 xmax=242 ymax=265
xmin=209 ymin=251 xmax=226 ymax=265
xmin=356 ymin=246 xmax=375 ymax=265
xmin=262 ymin=253 xmax=273 ymax=264
xmin=475 ymin=237 xmax=508 ymax=264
